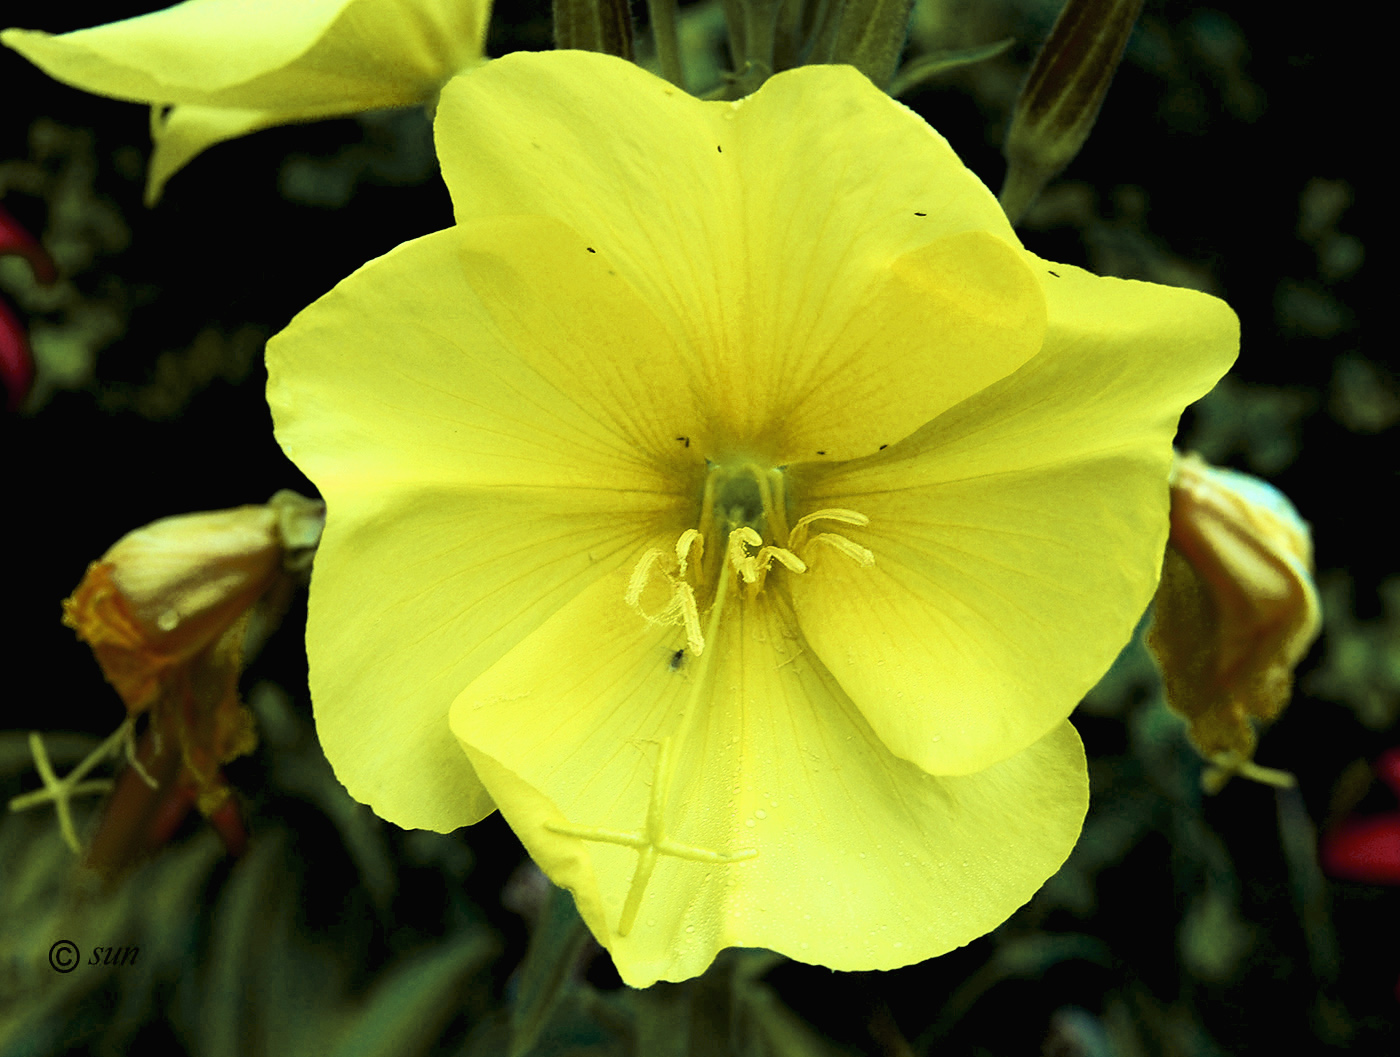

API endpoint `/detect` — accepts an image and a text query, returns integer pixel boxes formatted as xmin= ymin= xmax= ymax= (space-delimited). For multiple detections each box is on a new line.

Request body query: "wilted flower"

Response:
xmin=1147 ymin=452 xmax=1320 ymax=789
xmin=25 ymin=491 xmax=324 ymax=865
xmin=268 ymin=52 xmax=1237 ymax=985
xmin=3 ymin=0 xmax=491 ymax=204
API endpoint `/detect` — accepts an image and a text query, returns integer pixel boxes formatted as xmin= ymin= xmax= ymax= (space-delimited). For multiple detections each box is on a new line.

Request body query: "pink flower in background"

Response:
xmin=1321 ymin=748 xmax=1400 ymax=885
xmin=0 ymin=201 xmax=56 ymax=412
xmin=1320 ymin=747 xmax=1400 ymax=1001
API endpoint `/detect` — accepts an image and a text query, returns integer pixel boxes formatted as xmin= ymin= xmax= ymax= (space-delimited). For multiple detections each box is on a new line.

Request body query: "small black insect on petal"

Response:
xmin=1047 ymin=269 xmax=1059 ymax=277
xmin=914 ymin=212 xmax=926 ymax=217
xmin=670 ymin=649 xmax=685 ymax=670
xmin=586 ymin=247 xmax=597 ymax=254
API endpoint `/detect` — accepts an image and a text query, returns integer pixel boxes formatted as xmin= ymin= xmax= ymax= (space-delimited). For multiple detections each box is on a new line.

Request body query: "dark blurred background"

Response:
xmin=1 ymin=1 xmax=1389 ymax=1054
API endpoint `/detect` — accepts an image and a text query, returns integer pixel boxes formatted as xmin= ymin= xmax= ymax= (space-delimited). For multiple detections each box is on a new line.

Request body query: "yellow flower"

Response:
xmin=2 ymin=0 xmax=491 ymax=204
xmin=266 ymin=51 xmax=1238 ymax=985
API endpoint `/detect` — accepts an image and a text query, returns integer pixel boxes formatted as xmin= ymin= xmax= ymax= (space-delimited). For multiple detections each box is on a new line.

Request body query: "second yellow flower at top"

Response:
xmin=3 ymin=0 xmax=491 ymax=203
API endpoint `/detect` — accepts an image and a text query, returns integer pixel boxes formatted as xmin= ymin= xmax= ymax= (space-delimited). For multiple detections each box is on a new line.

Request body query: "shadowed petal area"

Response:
xmin=451 ymin=570 xmax=1088 ymax=986
xmin=3 ymin=0 xmax=485 ymax=112
xmin=269 ymin=220 xmax=707 ymax=830
xmin=789 ymin=259 xmax=1239 ymax=776
xmin=436 ymin=53 xmax=1036 ymax=461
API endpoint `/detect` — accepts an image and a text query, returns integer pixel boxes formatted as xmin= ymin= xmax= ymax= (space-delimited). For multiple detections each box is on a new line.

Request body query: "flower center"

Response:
xmin=544 ymin=461 xmax=876 ymax=939
xmin=625 ymin=458 xmax=874 ymax=655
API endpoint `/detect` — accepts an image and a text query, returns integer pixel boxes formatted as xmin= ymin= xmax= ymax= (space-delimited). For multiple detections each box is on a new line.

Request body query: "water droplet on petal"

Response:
xmin=755 ymin=809 xmax=767 ymax=820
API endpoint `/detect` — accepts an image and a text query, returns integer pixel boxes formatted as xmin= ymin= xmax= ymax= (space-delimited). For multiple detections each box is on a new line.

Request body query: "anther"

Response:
xmin=786 ymin=508 xmax=870 ymax=552
xmin=625 ymin=544 xmax=706 ymax=655
xmin=807 ymin=533 xmax=875 ymax=567
xmin=675 ymin=529 xmax=703 ymax=578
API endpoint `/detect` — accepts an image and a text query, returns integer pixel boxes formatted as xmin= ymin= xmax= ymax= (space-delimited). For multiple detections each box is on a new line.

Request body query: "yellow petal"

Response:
xmin=146 ymin=105 xmax=282 ymax=205
xmin=3 ymin=0 xmax=486 ymax=111
xmin=268 ymin=221 xmax=710 ymax=829
xmin=788 ymin=258 xmax=1239 ymax=775
xmin=435 ymin=53 xmax=1035 ymax=461
xmin=451 ymin=567 xmax=1088 ymax=986
xmin=307 ymin=488 xmax=677 ymax=832
xmin=270 ymin=220 xmax=715 ymax=493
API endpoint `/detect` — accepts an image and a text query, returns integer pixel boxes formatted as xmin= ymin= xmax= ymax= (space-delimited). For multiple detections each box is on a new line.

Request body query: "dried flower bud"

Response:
xmin=63 ymin=491 xmax=323 ymax=712
xmin=1147 ymin=453 xmax=1320 ymax=777
xmin=63 ymin=492 xmax=322 ymax=846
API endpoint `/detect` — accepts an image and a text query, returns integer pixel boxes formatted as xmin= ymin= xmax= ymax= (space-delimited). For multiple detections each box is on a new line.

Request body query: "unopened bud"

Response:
xmin=1147 ymin=453 xmax=1320 ymax=784
xmin=1000 ymin=0 xmax=1144 ymax=225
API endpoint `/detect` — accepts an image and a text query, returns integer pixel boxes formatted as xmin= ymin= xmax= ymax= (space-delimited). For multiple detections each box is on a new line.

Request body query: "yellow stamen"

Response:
xmin=625 ymin=543 xmax=706 ymax=655
xmin=806 ymin=533 xmax=876 ymax=567
xmin=786 ymin=507 xmax=870 ymax=552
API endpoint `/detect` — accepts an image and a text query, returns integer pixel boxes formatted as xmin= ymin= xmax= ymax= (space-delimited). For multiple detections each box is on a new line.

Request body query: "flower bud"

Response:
xmin=1147 ymin=453 xmax=1320 ymax=779
xmin=1000 ymin=0 xmax=1144 ymax=225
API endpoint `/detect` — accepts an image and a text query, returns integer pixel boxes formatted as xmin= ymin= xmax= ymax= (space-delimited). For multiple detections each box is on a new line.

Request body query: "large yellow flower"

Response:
xmin=266 ymin=51 xmax=1238 ymax=986
xmin=3 ymin=0 xmax=490 ymax=204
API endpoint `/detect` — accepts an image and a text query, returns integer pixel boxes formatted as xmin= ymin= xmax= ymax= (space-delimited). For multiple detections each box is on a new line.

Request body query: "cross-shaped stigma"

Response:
xmin=8 ymin=718 xmax=156 ymax=853
xmin=546 ymin=735 xmax=756 ymax=936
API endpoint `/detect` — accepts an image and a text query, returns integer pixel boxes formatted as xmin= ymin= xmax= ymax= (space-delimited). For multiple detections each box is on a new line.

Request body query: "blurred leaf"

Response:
xmin=278 ymin=109 xmax=437 ymax=210
xmin=1329 ymin=355 xmax=1399 ymax=435
xmin=327 ymin=929 xmax=497 ymax=1057
xmin=621 ymin=949 xmax=847 ymax=1057
xmin=1305 ymin=575 xmax=1400 ymax=730
xmin=508 ymin=885 xmax=591 ymax=1057
xmin=890 ymin=38 xmax=1014 ymax=96
xmin=916 ymin=934 xmax=1110 ymax=1047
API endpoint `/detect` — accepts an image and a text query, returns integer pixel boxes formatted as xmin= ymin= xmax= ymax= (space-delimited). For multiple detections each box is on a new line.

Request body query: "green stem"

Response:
xmin=646 ymin=0 xmax=686 ymax=89
xmin=736 ymin=0 xmax=783 ymax=95
xmin=721 ymin=0 xmax=748 ymax=79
